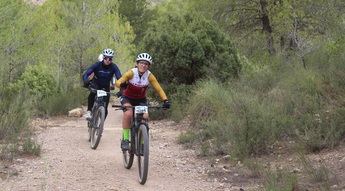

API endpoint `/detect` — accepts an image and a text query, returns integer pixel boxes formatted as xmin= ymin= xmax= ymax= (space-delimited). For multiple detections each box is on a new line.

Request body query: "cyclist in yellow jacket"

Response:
xmin=115 ymin=53 xmax=171 ymax=150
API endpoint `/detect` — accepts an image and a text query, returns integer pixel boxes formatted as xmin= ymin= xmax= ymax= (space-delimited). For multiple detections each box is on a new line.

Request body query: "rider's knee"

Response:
xmin=143 ymin=113 xmax=149 ymax=119
xmin=124 ymin=110 xmax=132 ymax=118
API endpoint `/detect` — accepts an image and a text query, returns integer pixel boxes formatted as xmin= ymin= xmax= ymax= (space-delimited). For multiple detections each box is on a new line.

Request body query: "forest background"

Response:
xmin=0 ymin=0 xmax=344 ymax=190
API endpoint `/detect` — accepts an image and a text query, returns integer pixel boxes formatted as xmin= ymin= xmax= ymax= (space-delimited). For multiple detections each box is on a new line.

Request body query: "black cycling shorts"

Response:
xmin=120 ymin=96 xmax=147 ymax=107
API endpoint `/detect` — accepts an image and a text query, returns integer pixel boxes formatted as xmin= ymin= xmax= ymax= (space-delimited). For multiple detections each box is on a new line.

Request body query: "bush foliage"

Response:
xmin=0 ymin=0 xmax=137 ymax=159
xmin=180 ymin=43 xmax=345 ymax=158
xmin=141 ymin=9 xmax=241 ymax=86
xmin=0 ymin=89 xmax=39 ymax=160
xmin=9 ymin=64 xmax=58 ymax=98
xmin=181 ymin=80 xmax=282 ymax=158
xmin=0 ymin=0 xmax=344 ymax=162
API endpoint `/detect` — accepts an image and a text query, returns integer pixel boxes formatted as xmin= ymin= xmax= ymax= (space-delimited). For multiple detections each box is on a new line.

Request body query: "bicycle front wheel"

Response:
xmin=87 ymin=121 xmax=91 ymax=142
xmin=137 ymin=124 xmax=149 ymax=185
xmin=90 ymin=106 xmax=105 ymax=149
xmin=123 ymin=128 xmax=134 ymax=169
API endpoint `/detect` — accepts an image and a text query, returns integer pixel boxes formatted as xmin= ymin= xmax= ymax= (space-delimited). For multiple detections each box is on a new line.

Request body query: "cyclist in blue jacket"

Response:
xmin=83 ymin=48 xmax=122 ymax=119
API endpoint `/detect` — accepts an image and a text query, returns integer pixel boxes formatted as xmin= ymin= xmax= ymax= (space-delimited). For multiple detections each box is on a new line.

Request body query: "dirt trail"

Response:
xmin=0 ymin=107 xmax=245 ymax=191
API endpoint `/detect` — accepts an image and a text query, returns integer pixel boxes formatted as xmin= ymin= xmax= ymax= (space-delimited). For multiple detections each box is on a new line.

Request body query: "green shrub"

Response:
xmin=10 ymin=63 xmax=58 ymax=98
xmin=180 ymin=47 xmax=344 ymax=158
xmin=22 ymin=137 xmax=41 ymax=156
xmin=279 ymin=56 xmax=345 ymax=152
xmin=243 ymin=159 xmax=264 ymax=178
xmin=178 ymin=131 xmax=198 ymax=145
xmin=147 ymin=83 xmax=193 ymax=121
xmin=170 ymin=18 xmax=345 ymax=158
xmin=142 ymin=9 xmax=241 ymax=85
xmin=148 ymin=108 xmax=169 ymax=120
xmin=0 ymin=89 xmax=31 ymax=141
xmin=9 ymin=63 xmax=86 ymax=117
xmin=228 ymin=93 xmax=281 ymax=157
xmin=37 ymin=86 xmax=86 ymax=116
xmin=188 ymin=80 xmax=230 ymax=128
xmin=178 ymin=79 xmax=232 ymax=155
xmin=263 ymin=169 xmax=298 ymax=191
xmin=299 ymin=153 xmax=331 ymax=190
xmin=240 ymin=55 xmax=283 ymax=95
xmin=294 ymin=108 xmax=345 ymax=152
xmin=182 ymin=79 xmax=284 ymax=158
xmin=168 ymin=84 xmax=193 ymax=122
xmin=0 ymin=88 xmax=39 ymax=160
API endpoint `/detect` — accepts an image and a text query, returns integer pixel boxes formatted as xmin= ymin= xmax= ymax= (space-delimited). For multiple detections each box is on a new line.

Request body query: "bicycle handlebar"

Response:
xmin=112 ymin=105 xmax=164 ymax=110
xmin=89 ymin=87 xmax=121 ymax=97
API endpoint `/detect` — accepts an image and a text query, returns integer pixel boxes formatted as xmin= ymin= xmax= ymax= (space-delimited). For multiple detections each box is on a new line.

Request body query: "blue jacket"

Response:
xmin=83 ymin=61 xmax=122 ymax=90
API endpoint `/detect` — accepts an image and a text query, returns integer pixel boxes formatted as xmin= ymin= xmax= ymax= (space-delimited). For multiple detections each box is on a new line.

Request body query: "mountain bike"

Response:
xmin=112 ymin=104 xmax=164 ymax=185
xmin=87 ymin=88 xmax=116 ymax=149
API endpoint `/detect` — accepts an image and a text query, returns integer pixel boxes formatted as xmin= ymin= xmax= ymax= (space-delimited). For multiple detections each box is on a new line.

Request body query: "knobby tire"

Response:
xmin=87 ymin=121 xmax=92 ymax=142
xmin=138 ymin=124 xmax=149 ymax=185
xmin=90 ymin=106 xmax=105 ymax=149
xmin=123 ymin=129 xmax=134 ymax=169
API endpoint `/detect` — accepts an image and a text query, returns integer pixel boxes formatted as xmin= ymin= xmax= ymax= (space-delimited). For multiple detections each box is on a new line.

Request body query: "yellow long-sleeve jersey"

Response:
xmin=115 ymin=68 xmax=168 ymax=101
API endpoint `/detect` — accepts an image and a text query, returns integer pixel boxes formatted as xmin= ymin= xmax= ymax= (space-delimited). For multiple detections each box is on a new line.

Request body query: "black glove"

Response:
xmin=120 ymin=82 xmax=128 ymax=88
xmin=162 ymin=100 xmax=171 ymax=109
xmin=88 ymin=81 xmax=98 ymax=89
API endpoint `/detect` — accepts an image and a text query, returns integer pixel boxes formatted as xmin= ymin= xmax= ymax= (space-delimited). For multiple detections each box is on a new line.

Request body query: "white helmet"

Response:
xmin=136 ymin=53 xmax=153 ymax=65
xmin=98 ymin=54 xmax=104 ymax=62
xmin=102 ymin=48 xmax=114 ymax=57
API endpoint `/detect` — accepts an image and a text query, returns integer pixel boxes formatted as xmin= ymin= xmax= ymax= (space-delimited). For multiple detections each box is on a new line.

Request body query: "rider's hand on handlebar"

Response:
xmin=120 ymin=82 xmax=128 ymax=88
xmin=162 ymin=100 xmax=171 ymax=109
xmin=88 ymin=72 xmax=95 ymax=81
xmin=115 ymin=91 xmax=122 ymax=98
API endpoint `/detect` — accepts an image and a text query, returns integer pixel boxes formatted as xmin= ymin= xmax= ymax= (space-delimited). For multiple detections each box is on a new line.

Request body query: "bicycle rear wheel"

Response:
xmin=123 ymin=132 xmax=134 ymax=169
xmin=137 ymin=124 xmax=149 ymax=185
xmin=90 ymin=106 xmax=105 ymax=149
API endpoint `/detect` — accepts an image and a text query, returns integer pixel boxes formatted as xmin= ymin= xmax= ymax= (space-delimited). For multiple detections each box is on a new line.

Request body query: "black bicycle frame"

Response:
xmin=129 ymin=112 xmax=148 ymax=155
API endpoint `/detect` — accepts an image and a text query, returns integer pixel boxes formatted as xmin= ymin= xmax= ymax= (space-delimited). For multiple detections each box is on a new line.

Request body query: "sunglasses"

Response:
xmin=138 ymin=61 xmax=150 ymax=66
xmin=104 ymin=57 xmax=113 ymax=61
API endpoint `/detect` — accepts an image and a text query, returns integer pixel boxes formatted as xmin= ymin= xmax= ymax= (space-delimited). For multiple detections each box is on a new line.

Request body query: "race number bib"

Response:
xmin=134 ymin=106 xmax=148 ymax=114
xmin=97 ymin=90 xmax=107 ymax=97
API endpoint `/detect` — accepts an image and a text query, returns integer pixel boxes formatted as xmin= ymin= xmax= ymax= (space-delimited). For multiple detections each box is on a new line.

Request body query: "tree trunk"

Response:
xmin=259 ymin=0 xmax=275 ymax=55
xmin=301 ymin=56 xmax=307 ymax=69
xmin=280 ymin=35 xmax=285 ymax=51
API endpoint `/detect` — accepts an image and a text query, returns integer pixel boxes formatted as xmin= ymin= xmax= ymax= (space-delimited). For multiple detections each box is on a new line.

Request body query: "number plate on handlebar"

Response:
xmin=134 ymin=106 xmax=148 ymax=114
xmin=97 ymin=90 xmax=107 ymax=97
